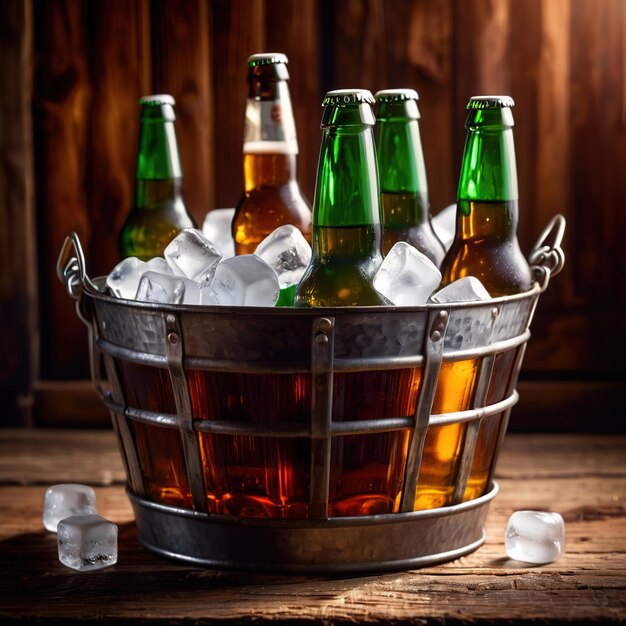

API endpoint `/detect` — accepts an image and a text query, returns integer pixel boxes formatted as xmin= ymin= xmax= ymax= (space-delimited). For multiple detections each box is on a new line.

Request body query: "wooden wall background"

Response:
xmin=1 ymin=0 xmax=624 ymax=430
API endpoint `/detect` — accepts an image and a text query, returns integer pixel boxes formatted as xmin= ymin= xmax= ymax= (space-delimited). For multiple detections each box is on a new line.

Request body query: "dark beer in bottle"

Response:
xmin=119 ymin=95 xmax=195 ymax=260
xmin=375 ymin=89 xmax=445 ymax=265
xmin=295 ymin=89 xmax=388 ymax=307
xmin=232 ymin=53 xmax=311 ymax=255
xmin=439 ymin=96 xmax=532 ymax=296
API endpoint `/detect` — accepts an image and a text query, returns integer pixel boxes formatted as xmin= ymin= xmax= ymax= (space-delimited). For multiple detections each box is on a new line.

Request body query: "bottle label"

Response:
xmin=243 ymin=99 xmax=298 ymax=155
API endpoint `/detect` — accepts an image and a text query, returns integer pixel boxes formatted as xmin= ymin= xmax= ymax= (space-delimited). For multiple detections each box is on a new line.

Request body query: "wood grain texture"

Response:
xmin=0 ymin=431 xmax=624 ymax=623
xmin=152 ymin=0 xmax=215 ymax=225
xmin=212 ymin=0 xmax=265 ymax=209
xmin=0 ymin=0 xmax=37 ymax=424
xmin=87 ymin=0 xmax=151 ymax=277
xmin=33 ymin=0 xmax=91 ymax=380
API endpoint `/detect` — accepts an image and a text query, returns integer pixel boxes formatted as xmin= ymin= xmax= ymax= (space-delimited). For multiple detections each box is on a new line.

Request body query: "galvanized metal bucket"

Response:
xmin=57 ymin=215 xmax=565 ymax=574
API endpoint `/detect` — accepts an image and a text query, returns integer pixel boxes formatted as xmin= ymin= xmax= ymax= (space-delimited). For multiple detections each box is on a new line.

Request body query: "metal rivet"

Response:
xmin=315 ymin=333 xmax=329 ymax=345
xmin=168 ymin=332 xmax=179 ymax=344
xmin=431 ymin=330 xmax=441 ymax=342
xmin=491 ymin=307 xmax=499 ymax=319
xmin=317 ymin=317 xmax=332 ymax=332
xmin=166 ymin=314 xmax=176 ymax=324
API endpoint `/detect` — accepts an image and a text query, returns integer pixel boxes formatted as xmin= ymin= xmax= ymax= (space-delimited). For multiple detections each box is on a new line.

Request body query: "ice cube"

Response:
xmin=430 ymin=276 xmax=491 ymax=303
xmin=210 ymin=255 xmax=280 ymax=306
xmin=254 ymin=224 xmax=312 ymax=289
xmin=106 ymin=257 xmax=172 ymax=300
xmin=373 ymin=242 xmax=442 ymax=306
xmin=432 ymin=203 xmax=456 ymax=251
xmin=106 ymin=257 xmax=145 ymax=300
xmin=43 ymin=484 xmax=97 ymax=533
xmin=135 ymin=271 xmax=202 ymax=305
xmin=144 ymin=256 xmax=172 ymax=275
xmin=57 ymin=514 xmax=118 ymax=571
xmin=505 ymin=510 xmax=565 ymax=564
xmin=164 ymin=228 xmax=222 ymax=285
xmin=202 ymin=208 xmax=236 ymax=259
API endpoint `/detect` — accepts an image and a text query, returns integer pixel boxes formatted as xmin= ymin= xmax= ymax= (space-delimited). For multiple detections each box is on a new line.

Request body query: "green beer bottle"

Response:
xmin=232 ymin=53 xmax=311 ymax=256
xmin=375 ymin=89 xmax=445 ymax=265
xmin=295 ymin=89 xmax=389 ymax=307
xmin=119 ymin=95 xmax=195 ymax=260
xmin=439 ymin=96 xmax=532 ymax=296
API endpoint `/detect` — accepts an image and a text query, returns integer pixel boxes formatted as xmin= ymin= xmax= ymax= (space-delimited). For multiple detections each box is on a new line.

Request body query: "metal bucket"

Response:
xmin=57 ymin=215 xmax=565 ymax=574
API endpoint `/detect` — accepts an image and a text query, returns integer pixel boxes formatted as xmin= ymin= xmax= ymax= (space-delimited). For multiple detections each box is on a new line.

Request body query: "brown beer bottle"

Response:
xmin=375 ymin=89 xmax=445 ymax=265
xmin=119 ymin=95 xmax=195 ymax=260
xmin=231 ymin=53 xmax=311 ymax=255
xmin=439 ymin=96 xmax=532 ymax=296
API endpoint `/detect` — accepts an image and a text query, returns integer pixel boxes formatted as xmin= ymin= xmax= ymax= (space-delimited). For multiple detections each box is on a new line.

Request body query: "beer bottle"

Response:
xmin=119 ymin=95 xmax=195 ymax=261
xmin=295 ymin=89 xmax=389 ymax=307
xmin=232 ymin=53 xmax=311 ymax=255
xmin=375 ymin=89 xmax=445 ymax=265
xmin=439 ymin=96 xmax=532 ymax=296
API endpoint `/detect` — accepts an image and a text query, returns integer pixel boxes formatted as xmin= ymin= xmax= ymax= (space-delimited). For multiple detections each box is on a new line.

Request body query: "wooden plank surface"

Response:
xmin=0 ymin=430 xmax=624 ymax=623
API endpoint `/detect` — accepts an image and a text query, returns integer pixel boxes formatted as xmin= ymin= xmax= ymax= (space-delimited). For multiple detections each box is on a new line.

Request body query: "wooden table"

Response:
xmin=0 ymin=429 xmax=624 ymax=624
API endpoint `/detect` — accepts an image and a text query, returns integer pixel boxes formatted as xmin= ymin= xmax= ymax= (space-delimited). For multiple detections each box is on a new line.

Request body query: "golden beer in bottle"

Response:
xmin=439 ymin=96 xmax=532 ymax=295
xmin=232 ymin=53 xmax=311 ymax=256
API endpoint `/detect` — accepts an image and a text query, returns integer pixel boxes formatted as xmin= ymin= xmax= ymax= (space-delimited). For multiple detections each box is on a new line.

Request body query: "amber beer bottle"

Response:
xmin=375 ymin=89 xmax=445 ymax=265
xmin=439 ymin=96 xmax=532 ymax=295
xmin=295 ymin=89 xmax=389 ymax=307
xmin=119 ymin=95 xmax=195 ymax=260
xmin=232 ymin=53 xmax=311 ymax=255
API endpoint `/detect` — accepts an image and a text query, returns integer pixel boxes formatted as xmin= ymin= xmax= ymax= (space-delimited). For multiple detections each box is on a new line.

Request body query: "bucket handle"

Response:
xmin=56 ymin=231 xmax=102 ymax=299
xmin=529 ymin=214 xmax=566 ymax=291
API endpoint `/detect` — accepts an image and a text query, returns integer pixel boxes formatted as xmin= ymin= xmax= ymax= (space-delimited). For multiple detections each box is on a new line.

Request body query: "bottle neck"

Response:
xmin=314 ymin=126 xmax=380 ymax=228
xmin=136 ymin=119 xmax=182 ymax=180
xmin=377 ymin=118 xmax=428 ymax=195
xmin=458 ymin=108 xmax=518 ymax=202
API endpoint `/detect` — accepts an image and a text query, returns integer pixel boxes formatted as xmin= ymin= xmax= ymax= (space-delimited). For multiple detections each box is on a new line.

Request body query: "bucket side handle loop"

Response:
xmin=56 ymin=231 xmax=103 ymax=299
xmin=528 ymin=214 xmax=566 ymax=291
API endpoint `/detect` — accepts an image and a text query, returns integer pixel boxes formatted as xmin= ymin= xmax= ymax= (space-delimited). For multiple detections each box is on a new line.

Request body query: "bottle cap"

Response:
xmin=374 ymin=89 xmax=419 ymax=103
xmin=248 ymin=52 xmax=289 ymax=67
xmin=375 ymin=89 xmax=420 ymax=121
xmin=322 ymin=89 xmax=375 ymax=106
xmin=139 ymin=95 xmax=176 ymax=121
xmin=467 ymin=95 xmax=515 ymax=109
xmin=139 ymin=94 xmax=176 ymax=106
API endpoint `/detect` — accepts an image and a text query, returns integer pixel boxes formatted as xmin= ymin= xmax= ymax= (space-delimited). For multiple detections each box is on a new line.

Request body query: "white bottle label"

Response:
xmin=243 ymin=94 xmax=298 ymax=155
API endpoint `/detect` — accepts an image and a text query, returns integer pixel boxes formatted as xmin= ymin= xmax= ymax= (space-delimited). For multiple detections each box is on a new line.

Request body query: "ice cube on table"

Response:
xmin=43 ymin=484 xmax=97 ymax=533
xmin=254 ymin=224 xmax=312 ymax=289
xmin=164 ymin=228 xmax=222 ymax=285
xmin=432 ymin=203 xmax=456 ymax=252
xmin=211 ymin=255 xmax=280 ymax=306
xmin=505 ymin=510 xmax=565 ymax=564
xmin=373 ymin=241 xmax=442 ymax=306
xmin=202 ymin=208 xmax=236 ymax=259
xmin=136 ymin=271 xmax=202 ymax=305
xmin=430 ymin=276 xmax=491 ymax=303
xmin=57 ymin=514 xmax=118 ymax=571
